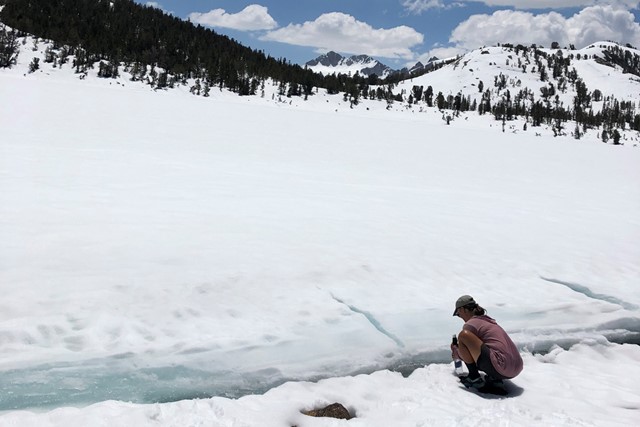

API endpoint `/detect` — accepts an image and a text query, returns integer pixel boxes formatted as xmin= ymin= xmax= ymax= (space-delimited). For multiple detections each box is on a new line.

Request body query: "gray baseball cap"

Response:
xmin=453 ymin=295 xmax=476 ymax=316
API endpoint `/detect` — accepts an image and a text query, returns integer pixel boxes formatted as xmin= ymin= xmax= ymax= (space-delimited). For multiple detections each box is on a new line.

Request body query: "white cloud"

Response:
xmin=403 ymin=0 xmax=640 ymax=12
xmin=402 ymin=0 xmax=469 ymax=13
xmin=145 ymin=2 xmax=171 ymax=14
xmin=401 ymin=0 xmax=447 ymax=13
xmin=188 ymin=5 xmax=277 ymax=31
xmin=448 ymin=5 xmax=640 ymax=50
xmin=450 ymin=10 xmax=568 ymax=48
xmin=261 ymin=12 xmax=424 ymax=59
xmin=482 ymin=0 xmax=640 ymax=9
xmin=567 ymin=4 xmax=640 ymax=46
xmin=475 ymin=0 xmax=639 ymax=8
xmin=479 ymin=1 xmax=640 ymax=8
xmin=412 ymin=46 xmax=466 ymax=66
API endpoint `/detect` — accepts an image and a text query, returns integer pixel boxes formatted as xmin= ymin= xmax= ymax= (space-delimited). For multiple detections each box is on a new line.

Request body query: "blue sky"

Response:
xmin=140 ymin=1 xmax=640 ymax=68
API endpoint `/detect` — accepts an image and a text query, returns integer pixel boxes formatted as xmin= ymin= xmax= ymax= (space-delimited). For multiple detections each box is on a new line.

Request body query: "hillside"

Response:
xmin=392 ymin=43 xmax=640 ymax=138
xmin=0 ymin=0 xmax=324 ymax=95
xmin=1 ymin=31 xmax=639 ymax=424
xmin=2 ymin=1 xmax=640 ymax=141
xmin=1 ymin=3 xmax=640 ymax=425
xmin=397 ymin=43 xmax=640 ymax=108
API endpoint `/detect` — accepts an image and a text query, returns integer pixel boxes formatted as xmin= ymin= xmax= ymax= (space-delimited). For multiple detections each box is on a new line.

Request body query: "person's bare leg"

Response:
xmin=457 ymin=329 xmax=483 ymax=363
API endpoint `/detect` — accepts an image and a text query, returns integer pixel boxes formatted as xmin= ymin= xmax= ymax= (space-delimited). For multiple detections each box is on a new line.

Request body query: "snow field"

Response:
xmin=1 ymin=342 xmax=639 ymax=426
xmin=1 ymin=35 xmax=639 ymax=424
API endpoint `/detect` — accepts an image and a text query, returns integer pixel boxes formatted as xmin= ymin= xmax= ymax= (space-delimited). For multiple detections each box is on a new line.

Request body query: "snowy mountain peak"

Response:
xmin=409 ymin=62 xmax=424 ymax=74
xmin=305 ymin=51 xmax=393 ymax=78
xmin=305 ymin=52 xmax=443 ymax=79
xmin=305 ymin=51 xmax=345 ymax=67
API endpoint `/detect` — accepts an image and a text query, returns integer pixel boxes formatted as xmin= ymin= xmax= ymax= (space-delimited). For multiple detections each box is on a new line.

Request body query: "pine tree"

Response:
xmin=191 ymin=78 xmax=202 ymax=96
xmin=0 ymin=26 xmax=19 ymax=68
xmin=539 ymin=65 xmax=548 ymax=82
xmin=28 ymin=57 xmax=40 ymax=73
xmin=411 ymin=85 xmax=423 ymax=104
xmin=425 ymin=86 xmax=433 ymax=107
xmin=436 ymin=92 xmax=445 ymax=110
xmin=44 ymin=46 xmax=56 ymax=63
xmin=156 ymin=70 xmax=168 ymax=89
xmin=612 ymin=129 xmax=621 ymax=145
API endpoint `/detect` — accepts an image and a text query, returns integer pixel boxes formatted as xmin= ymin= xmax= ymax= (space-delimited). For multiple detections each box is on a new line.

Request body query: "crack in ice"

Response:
xmin=330 ymin=293 xmax=405 ymax=348
xmin=540 ymin=277 xmax=639 ymax=311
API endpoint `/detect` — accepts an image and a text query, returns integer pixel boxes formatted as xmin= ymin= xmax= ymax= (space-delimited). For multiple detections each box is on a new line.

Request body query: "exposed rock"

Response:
xmin=302 ymin=402 xmax=353 ymax=420
xmin=305 ymin=51 xmax=393 ymax=78
xmin=306 ymin=51 xmax=345 ymax=67
xmin=409 ymin=61 xmax=424 ymax=74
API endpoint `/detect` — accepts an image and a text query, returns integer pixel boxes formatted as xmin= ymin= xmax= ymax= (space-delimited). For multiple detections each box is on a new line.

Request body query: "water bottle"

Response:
xmin=452 ymin=335 xmax=464 ymax=375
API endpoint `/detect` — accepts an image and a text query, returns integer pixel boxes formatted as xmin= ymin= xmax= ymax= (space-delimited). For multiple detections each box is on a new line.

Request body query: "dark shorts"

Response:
xmin=477 ymin=344 xmax=507 ymax=380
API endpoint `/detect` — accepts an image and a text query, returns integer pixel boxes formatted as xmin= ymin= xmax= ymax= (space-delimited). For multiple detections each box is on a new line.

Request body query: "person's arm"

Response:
xmin=462 ymin=321 xmax=478 ymax=335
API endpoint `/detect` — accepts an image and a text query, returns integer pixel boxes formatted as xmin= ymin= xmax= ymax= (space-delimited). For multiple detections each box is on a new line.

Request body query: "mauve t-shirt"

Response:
xmin=463 ymin=315 xmax=523 ymax=379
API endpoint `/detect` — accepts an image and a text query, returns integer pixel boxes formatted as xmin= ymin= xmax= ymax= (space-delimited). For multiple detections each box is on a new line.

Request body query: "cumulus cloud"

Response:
xmin=567 ymin=4 xmax=640 ymax=46
xmin=401 ymin=0 xmax=448 ymax=14
xmin=449 ymin=5 xmax=640 ymax=50
xmin=145 ymin=2 xmax=171 ymax=14
xmin=474 ymin=1 xmax=640 ymax=8
xmin=403 ymin=0 xmax=640 ymax=12
xmin=188 ymin=5 xmax=277 ymax=31
xmin=414 ymin=45 xmax=467 ymax=65
xmin=450 ymin=10 xmax=568 ymax=48
xmin=261 ymin=12 xmax=424 ymax=59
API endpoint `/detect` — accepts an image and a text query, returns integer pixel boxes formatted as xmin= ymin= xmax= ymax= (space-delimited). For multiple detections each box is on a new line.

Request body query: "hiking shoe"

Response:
xmin=485 ymin=377 xmax=505 ymax=387
xmin=459 ymin=375 xmax=486 ymax=389
xmin=478 ymin=376 xmax=508 ymax=395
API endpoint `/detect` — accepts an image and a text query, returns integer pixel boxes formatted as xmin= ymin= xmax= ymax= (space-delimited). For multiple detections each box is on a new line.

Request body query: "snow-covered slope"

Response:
xmin=1 ymin=34 xmax=640 ymax=426
xmin=397 ymin=43 xmax=640 ymax=108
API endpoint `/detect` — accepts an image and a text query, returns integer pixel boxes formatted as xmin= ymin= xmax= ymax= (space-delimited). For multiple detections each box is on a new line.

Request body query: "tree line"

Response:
xmin=0 ymin=0 xmax=341 ymax=95
xmin=0 ymin=0 xmax=453 ymax=102
xmin=0 ymin=0 xmax=638 ymax=142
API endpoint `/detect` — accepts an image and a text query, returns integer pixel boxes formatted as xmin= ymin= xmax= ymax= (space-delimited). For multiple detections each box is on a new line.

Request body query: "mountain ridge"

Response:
xmin=305 ymin=51 xmax=395 ymax=78
xmin=1 ymin=3 xmax=639 ymax=143
xmin=304 ymin=51 xmax=441 ymax=78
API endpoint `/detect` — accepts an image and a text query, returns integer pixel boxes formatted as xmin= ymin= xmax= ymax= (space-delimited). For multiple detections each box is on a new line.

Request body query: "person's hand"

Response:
xmin=451 ymin=344 xmax=460 ymax=361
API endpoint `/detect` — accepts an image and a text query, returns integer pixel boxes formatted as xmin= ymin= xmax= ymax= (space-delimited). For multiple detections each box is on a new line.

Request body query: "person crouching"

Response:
xmin=452 ymin=295 xmax=523 ymax=389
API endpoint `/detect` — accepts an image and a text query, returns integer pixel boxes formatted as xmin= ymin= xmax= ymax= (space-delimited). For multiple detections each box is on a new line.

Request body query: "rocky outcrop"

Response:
xmin=302 ymin=402 xmax=353 ymax=420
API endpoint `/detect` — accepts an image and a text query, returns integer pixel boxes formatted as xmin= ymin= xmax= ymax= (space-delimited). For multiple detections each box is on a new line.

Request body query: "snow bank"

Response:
xmin=1 ymin=342 xmax=639 ymax=426
xmin=0 ymin=35 xmax=639 ymax=423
